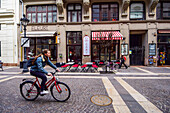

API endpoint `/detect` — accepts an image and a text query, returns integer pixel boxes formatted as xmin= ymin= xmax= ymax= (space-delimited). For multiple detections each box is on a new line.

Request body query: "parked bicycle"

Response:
xmin=20 ymin=70 xmax=71 ymax=102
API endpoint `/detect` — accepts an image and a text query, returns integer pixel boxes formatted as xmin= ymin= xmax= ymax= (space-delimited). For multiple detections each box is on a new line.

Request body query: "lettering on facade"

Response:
xmin=31 ymin=26 xmax=48 ymax=31
xmin=83 ymin=35 xmax=90 ymax=56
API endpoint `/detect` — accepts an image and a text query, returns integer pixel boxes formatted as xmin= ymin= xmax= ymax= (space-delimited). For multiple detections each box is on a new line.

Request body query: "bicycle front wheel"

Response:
xmin=20 ymin=81 xmax=39 ymax=101
xmin=50 ymin=82 xmax=71 ymax=102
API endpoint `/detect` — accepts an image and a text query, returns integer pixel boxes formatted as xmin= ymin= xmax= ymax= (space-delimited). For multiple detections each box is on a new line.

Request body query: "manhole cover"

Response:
xmin=91 ymin=95 xmax=112 ymax=106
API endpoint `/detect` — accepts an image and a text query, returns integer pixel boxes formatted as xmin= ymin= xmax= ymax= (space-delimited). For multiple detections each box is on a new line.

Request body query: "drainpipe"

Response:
xmin=20 ymin=0 xmax=24 ymax=32
xmin=20 ymin=0 xmax=24 ymax=61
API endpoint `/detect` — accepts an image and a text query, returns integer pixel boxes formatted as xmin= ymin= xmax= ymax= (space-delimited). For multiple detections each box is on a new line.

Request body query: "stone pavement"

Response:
xmin=0 ymin=66 xmax=170 ymax=113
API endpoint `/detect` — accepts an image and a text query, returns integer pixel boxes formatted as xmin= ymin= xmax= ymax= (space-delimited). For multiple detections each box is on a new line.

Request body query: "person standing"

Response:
xmin=119 ymin=55 xmax=128 ymax=69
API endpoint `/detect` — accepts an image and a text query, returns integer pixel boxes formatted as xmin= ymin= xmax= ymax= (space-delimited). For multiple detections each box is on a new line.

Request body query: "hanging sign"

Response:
xmin=83 ymin=35 xmax=90 ymax=56
xmin=121 ymin=43 xmax=128 ymax=56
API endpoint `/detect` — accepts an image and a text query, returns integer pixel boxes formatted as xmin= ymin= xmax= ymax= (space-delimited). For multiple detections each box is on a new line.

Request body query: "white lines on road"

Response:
xmin=0 ymin=76 xmax=16 ymax=83
xmin=0 ymin=72 xmax=21 ymax=75
xmin=115 ymin=77 xmax=163 ymax=113
xmin=0 ymin=76 xmax=7 ymax=78
xmin=102 ymin=77 xmax=131 ymax=113
xmin=116 ymin=77 xmax=170 ymax=79
xmin=135 ymin=67 xmax=157 ymax=75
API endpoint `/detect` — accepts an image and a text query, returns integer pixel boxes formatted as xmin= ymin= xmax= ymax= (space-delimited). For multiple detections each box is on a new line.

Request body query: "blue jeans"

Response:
xmin=30 ymin=70 xmax=47 ymax=91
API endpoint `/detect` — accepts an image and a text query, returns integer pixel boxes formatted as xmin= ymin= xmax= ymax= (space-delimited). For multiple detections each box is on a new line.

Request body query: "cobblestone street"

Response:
xmin=0 ymin=66 xmax=170 ymax=113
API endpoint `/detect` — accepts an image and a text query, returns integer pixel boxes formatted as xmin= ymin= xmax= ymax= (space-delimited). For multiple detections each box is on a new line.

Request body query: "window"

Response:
xmin=66 ymin=32 xmax=82 ymax=63
xmin=157 ymin=2 xmax=170 ymax=19
xmin=130 ymin=2 xmax=145 ymax=20
xmin=0 ymin=41 xmax=1 ymax=57
xmin=92 ymin=3 xmax=119 ymax=21
xmin=67 ymin=4 xmax=82 ymax=22
xmin=27 ymin=5 xmax=57 ymax=23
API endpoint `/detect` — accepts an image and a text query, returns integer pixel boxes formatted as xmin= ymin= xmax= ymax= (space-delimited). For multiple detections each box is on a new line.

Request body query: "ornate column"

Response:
xmin=122 ymin=0 xmax=130 ymax=16
xmin=149 ymin=0 xmax=159 ymax=16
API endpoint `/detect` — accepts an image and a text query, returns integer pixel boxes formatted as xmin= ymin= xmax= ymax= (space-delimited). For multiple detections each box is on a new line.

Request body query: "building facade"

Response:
xmin=19 ymin=0 xmax=170 ymax=66
xmin=0 ymin=0 xmax=20 ymax=65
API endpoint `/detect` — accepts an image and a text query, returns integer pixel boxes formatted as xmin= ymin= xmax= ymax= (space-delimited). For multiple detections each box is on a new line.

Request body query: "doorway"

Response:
xmin=130 ymin=34 xmax=145 ymax=65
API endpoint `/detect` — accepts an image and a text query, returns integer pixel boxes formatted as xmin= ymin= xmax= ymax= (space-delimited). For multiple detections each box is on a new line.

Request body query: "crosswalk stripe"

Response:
xmin=0 ymin=76 xmax=7 ymax=78
xmin=0 ymin=76 xmax=16 ymax=83
xmin=115 ymin=77 xmax=170 ymax=79
xmin=135 ymin=67 xmax=156 ymax=75
xmin=102 ymin=77 xmax=131 ymax=113
xmin=115 ymin=77 xmax=163 ymax=113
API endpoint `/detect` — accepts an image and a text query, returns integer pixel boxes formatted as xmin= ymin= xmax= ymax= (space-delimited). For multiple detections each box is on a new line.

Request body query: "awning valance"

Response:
xmin=92 ymin=31 xmax=123 ymax=40
xmin=20 ymin=31 xmax=56 ymax=37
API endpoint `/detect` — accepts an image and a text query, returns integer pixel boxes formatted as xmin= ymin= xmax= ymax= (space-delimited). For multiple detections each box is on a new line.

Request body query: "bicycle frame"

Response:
xmin=30 ymin=75 xmax=62 ymax=93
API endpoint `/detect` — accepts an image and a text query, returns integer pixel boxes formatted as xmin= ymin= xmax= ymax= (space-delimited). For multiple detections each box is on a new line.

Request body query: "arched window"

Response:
xmin=130 ymin=2 xmax=145 ymax=20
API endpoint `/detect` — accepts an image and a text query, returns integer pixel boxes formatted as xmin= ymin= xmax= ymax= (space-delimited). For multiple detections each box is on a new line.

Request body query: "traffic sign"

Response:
xmin=21 ymin=38 xmax=30 ymax=47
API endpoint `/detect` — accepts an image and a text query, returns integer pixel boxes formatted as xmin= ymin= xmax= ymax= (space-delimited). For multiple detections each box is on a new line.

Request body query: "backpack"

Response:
xmin=123 ymin=56 xmax=126 ymax=61
xmin=27 ymin=57 xmax=35 ymax=67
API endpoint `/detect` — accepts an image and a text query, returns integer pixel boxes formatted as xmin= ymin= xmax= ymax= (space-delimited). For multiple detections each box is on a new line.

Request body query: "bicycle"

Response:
xmin=20 ymin=70 xmax=71 ymax=102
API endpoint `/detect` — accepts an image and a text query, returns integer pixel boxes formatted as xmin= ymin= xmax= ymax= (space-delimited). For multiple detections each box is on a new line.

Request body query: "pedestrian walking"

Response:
xmin=119 ymin=55 xmax=128 ymax=69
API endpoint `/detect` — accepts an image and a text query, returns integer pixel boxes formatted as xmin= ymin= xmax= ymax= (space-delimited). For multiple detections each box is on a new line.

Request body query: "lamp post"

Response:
xmin=20 ymin=14 xmax=29 ymax=72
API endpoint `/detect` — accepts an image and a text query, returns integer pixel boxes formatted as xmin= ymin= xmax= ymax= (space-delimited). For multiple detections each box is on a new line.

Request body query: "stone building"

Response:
xmin=0 ymin=0 xmax=20 ymax=65
xmin=18 ymin=0 xmax=170 ymax=66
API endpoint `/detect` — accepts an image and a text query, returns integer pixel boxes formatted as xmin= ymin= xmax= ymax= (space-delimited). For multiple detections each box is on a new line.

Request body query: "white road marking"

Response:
xmin=135 ymin=67 xmax=157 ymax=75
xmin=116 ymin=77 xmax=170 ymax=79
xmin=115 ymin=77 xmax=163 ymax=113
xmin=0 ymin=76 xmax=16 ymax=83
xmin=0 ymin=76 xmax=7 ymax=78
xmin=0 ymin=72 xmax=21 ymax=74
xmin=102 ymin=77 xmax=131 ymax=113
xmin=115 ymin=72 xmax=170 ymax=76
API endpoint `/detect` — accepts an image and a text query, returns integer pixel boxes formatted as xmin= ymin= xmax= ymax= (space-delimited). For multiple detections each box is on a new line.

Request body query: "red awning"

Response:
xmin=92 ymin=31 xmax=123 ymax=40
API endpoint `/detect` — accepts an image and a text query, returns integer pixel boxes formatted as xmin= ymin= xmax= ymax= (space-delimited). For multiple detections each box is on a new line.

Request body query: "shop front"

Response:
xmin=91 ymin=31 xmax=123 ymax=62
xmin=157 ymin=30 xmax=170 ymax=65
xmin=21 ymin=31 xmax=58 ymax=64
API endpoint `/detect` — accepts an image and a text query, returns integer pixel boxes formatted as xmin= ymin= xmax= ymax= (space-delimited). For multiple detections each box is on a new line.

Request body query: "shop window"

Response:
xmin=66 ymin=32 xmax=82 ymax=63
xmin=157 ymin=2 xmax=170 ymax=19
xmin=130 ymin=2 xmax=145 ymax=20
xmin=0 ymin=41 xmax=1 ymax=57
xmin=27 ymin=5 xmax=57 ymax=23
xmin=92 ymin=3 xmax=119 ymax=21
xmin=67 ymin=4 xmax=82 ymax=22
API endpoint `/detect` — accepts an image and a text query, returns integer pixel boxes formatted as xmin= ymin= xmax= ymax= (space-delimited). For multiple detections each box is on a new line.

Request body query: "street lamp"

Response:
xmin=20 ymin=14 xmax=29 ymax=72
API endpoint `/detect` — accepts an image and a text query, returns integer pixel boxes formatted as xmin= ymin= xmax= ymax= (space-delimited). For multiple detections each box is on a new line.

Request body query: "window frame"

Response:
xmin=26 ymin=5 xmax=57 ymax=23
xmin=92 ymin=2 xmax=119 ymax=22
xmin=67 ymin=3 xmax=82 ymax=22
xmin=129 ymin=2 xmax=145 ymax=20
xmin=157 ymin=1 xmax=170 ymax=20
xmin=0 ymin=41 xmax=1 ymax=57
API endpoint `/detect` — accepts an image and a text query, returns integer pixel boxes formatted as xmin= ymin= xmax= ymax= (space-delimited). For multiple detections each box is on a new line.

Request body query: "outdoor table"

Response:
xmin=66 ymin=62 xmax=75 ymax=72
xmin=85 ymin=62 xmax=93 ymax=72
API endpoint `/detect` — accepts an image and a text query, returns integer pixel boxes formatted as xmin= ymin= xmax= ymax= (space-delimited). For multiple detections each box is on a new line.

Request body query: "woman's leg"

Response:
xmin=30 ymin=71 xmax=47 ymax=91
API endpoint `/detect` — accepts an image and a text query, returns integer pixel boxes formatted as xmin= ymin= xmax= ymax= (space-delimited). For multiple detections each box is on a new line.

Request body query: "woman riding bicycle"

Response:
xmin=30 ymin=49 xmax=59 ymax=95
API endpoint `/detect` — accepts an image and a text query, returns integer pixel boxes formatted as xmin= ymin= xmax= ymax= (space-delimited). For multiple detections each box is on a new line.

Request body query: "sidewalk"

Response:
xmin=0 ymin=66 xmax=170 ymax=76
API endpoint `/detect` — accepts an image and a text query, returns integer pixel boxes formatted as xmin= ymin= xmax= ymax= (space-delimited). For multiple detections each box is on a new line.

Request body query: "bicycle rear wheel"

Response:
xmin=50 ymin=82 xmax=71 ymax=102
xmin=20 ymin=81 xmax=39 ymax=101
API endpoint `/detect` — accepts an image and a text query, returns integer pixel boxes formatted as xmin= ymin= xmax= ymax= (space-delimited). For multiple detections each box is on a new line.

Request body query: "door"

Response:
xmin=130 ymin=34 xmax=144 ymax=65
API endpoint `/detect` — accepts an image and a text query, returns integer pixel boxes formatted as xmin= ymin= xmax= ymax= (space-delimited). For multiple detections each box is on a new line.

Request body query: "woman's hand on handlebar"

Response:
xmin=47 ymin=72 xmax=53 ymax=76
xmin=56 ymin=68 xmax=60 ymax=72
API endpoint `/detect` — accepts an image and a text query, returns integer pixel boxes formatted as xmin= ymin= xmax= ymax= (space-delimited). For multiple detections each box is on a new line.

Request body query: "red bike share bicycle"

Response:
xmin=20 ymin=70 xmax=71 ymax=102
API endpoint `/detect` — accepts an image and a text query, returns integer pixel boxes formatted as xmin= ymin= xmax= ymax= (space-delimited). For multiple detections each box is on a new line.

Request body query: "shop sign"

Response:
xmin=83 ymin=36 xmax=90 ymax=56
xmin=31 ymin=26 xmax=48 ymax=31
xmin=149 ymin=43 xmax=156 ymax=56
xmin=121 ymin=43 xmax=128 ymax=56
